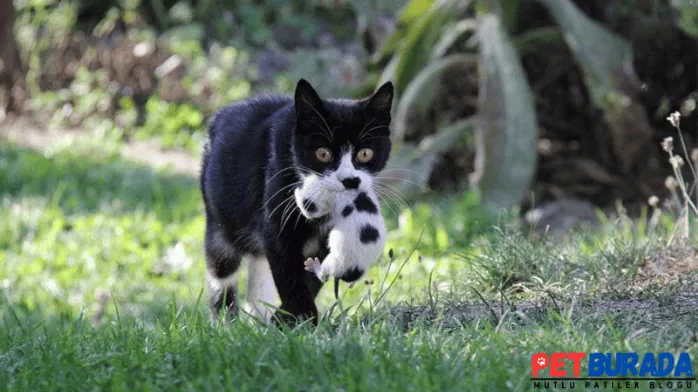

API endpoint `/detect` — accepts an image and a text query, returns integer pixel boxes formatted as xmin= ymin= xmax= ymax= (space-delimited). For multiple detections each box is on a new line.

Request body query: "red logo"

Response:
xmin=531 ymin=352 xmax=587 ymax=377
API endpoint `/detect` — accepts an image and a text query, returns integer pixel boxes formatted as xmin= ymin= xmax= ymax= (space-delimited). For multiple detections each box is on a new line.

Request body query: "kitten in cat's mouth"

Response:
xmin=296 ymin=173 xmax=387 ymax=289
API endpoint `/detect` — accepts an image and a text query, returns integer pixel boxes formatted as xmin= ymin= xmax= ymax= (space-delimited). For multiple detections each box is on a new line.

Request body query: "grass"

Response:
xmin=1 ymin=135 xmax=697 ymax=391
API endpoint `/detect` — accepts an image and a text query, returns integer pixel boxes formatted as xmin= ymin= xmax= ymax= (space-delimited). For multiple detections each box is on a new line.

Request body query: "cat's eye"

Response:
xmin=356 ymin=148 xmax=374 ymax=163
xmin=315 ymin=147 xmax=333 ymax=163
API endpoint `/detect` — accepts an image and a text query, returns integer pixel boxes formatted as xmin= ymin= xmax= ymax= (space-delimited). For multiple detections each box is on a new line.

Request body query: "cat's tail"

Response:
xmin=204 ymin=109 xmax=222 ymax=146
xmin=200 ymin=109 xmax=223 ymax=196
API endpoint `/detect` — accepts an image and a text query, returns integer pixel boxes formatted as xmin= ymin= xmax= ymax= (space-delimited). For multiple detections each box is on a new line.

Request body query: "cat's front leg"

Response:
xmin=266 ymin=246 xmax=319 ymax=327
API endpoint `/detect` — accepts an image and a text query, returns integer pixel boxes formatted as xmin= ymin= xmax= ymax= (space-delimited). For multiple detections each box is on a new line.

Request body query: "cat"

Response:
xmin=200 ymin=78 xmax=393 ymax=326
xmin=293 ymin=176 xmax=387 ymax=285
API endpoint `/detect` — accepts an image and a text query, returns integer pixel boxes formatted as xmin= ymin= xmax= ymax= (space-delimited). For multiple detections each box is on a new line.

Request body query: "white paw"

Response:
xmin=303 ymin=257 xmax=321 ymax=273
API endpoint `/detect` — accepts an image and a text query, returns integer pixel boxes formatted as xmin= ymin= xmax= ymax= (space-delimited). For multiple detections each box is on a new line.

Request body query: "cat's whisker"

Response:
xmin=356 ymin=135 xmax=385 ymax=143
xmin=377 ymin=181 xmax=415 ymax=206
xmin=292 ymin=164 xmax=323 ymax=179
xmin=373 ymin=184 xmax=404 ymax=210
xmin=374 ymin=186 xmax=406 ymax=211
xmin=274 ymin=201 xmax=295 ymax=232
xmin=381 ymin=167 xmax=427 ymax=175
xmin=373 ymin=189 xmax=400 ymax=217
xmin=376 ymin=183 xmax=412 ymax=208
xmin=308 ymin=128 xmax=333 ymax=144
xmin=303 ymin=99 xmax=334 ymax=142
xmin=278 ymin=201 xmax=298 ymax=236
xmin=357 ymin=118 xmax=376 ymax=141
xmin=374 ymin=184 xmax=412 ymax=211
xmin=379 ymin=168 xmax=430 ymax=182
xmin=268 ymin=192 xmax=297 ymax=220
xmin=358 ymin=125 xmax=389 ymax=143
xmin=376 ymin=176 xmax=431 ymax=192
xmin=265 ymin=166 xmax=301 ymax=184
xmin=297 ymin=165 xmax=322 ymax=177
xmin=260 ymin=181 xmax=303 ymax=211
xmin=280 ymin=197 xmax=301 ymax=235
xmin=265 ymin=164 xmax=319 ymax=185
xmin=358 ymin=123 xmax=385 ymax=141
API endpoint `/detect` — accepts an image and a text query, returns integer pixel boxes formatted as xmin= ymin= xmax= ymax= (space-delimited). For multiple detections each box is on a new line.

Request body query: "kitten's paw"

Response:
xmin=304 ymin=257 xmax=322 ymax=274
xmin=303 ymin=257 xmax=315 ymax=271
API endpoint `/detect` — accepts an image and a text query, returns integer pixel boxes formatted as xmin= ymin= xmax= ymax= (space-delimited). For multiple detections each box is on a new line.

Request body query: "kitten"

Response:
xmin=200 ymin=78 xmax=393 ymax=326
xmin=294 ymin=177 xmax=386 ymax=285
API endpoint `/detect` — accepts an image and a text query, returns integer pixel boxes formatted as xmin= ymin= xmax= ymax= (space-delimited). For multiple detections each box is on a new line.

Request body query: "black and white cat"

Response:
xmin=294 ymin=176 xmax=387 ymax=285
xmin=200 ymin=78 xmax=393 ymax=326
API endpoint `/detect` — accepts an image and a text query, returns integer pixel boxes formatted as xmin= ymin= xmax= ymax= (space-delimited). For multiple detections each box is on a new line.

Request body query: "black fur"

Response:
xmin=304 ymin=199 xmax=318 ymax=213
xmin=341 ymin=204 xmax=355 ymax=217
xmin=353 ymin=192 xmax=378 ymax=214
xmin=341 ymin=177 xmax=361 ymax=189
xmin=359 ymin=224 xmax=380 ymax=244
xmin=338 ymin=266 xmax=363 ymax=283
xmin=200 ymin=79 xmax=393 ymax=326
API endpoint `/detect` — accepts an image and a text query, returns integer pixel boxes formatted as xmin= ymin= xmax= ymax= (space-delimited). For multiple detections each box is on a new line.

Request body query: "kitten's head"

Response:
xmin=291 ymin=79 xmax=393 ymax=196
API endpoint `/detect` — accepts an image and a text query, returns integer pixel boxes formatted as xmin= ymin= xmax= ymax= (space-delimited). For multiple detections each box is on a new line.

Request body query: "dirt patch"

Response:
xmin=1 ymin=115 xmax=199 ymax=177
xmin=388 ymin=286 xmax=698 ymax=330
xmin=387 ymin=243 xmax=698 ymax=329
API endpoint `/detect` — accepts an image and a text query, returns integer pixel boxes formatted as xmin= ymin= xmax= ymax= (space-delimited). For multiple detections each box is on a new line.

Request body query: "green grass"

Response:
xmin=1 ymin=138 xmax=697 ymax=391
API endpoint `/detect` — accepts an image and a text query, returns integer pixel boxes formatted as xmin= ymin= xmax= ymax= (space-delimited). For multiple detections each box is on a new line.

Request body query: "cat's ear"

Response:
xmin=294 ymin=79 xmax=325 ymax=121
xmin=364 ymin=81 xmax=394 ymax=114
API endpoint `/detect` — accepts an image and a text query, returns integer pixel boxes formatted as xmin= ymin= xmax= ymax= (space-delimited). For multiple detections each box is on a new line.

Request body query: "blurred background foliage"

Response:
xmin=1 ymin=0 xmax=697 ymax=232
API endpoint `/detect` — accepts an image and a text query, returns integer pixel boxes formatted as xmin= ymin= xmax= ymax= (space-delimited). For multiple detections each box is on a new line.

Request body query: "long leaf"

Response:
xmin=397 ymin=0 xmax=436 ymax=26
xmin=538 ymin=0 xmax=654 ymax=172
xmin=472 ymin=14 xmax=538 ymax=213
xmin=392 ymin=2 xmax=459 ymax=95
xmin=537 ymin=0 xmax=635 ymax=106
xmin=670 ymin=0 xmax=698 ymax=38
xmin=430 ymin=19 xmax=478 ymax=59
xmin=392 ymin=54 xmax=477 ymax=147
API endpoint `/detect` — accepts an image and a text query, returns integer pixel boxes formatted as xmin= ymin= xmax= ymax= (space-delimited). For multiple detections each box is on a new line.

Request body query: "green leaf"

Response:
xmin=397 ymin=0 xmax=436 ymax=26
xmin=471 ymin=15 xmax=538 ymax=213
xmin=393 ymin=54 xmax=477 ymax=146
xmin=392 ymin=3 xmax=457 ymax=95
xmin=537 ymin=0 xmax=633 ymax=106
xmin=538 ymin=0 xmax=654 ymax=172
xmin=512 ymin=27 xmax=563 ymax=55
xmin=671 ymin=0 xmax=698 ymax=38
xmin=500 ymin=0 xmax=519 ymax=31
xmin=430 ymin=19 xmax=478 ymax=59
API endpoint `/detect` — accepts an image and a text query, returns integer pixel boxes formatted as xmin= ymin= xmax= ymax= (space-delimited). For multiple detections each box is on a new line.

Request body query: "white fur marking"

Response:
xmin=245 ymin=256 xmax=279 ymax=320
xmin=208 ymin=271 xmax=239 ymax=291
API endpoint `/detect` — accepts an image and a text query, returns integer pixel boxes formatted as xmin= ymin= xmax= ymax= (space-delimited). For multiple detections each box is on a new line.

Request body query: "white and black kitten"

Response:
xmin=294 ymin=175 xmax=387 ymax=285
xmin=200 ymin=79 xmax=393 ymax=326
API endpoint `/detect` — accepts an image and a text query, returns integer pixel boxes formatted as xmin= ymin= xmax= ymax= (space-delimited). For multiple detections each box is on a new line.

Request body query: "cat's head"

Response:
xmin=291 ymin=79 xmax=394 ymax=196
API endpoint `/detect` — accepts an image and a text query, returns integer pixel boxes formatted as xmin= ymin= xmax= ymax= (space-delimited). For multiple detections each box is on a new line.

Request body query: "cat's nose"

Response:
xmin=340 ymin=177 xmax=361 ymax=189
xmin=338 ymin=266 xmax=364 ymax=283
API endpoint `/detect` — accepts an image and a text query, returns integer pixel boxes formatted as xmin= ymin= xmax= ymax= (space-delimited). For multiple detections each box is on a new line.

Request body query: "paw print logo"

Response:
xmin=536 ymin=356 xmax=546 ymax=367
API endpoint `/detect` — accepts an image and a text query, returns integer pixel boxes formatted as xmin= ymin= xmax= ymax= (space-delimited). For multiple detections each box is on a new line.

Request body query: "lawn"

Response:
xmin=1 ymin=133 xmax=697 ymax=391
